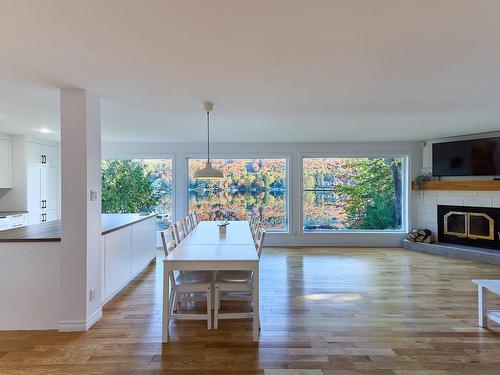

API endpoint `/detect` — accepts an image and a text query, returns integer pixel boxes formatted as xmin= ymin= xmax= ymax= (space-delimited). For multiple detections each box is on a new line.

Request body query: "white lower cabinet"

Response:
xmin=102 ymin=217 xmax=156 ymax=302
xmin=0 ymin=213 xmax=27 ymax=231
xmin=104 ymin=226 xmax=132 ymax=299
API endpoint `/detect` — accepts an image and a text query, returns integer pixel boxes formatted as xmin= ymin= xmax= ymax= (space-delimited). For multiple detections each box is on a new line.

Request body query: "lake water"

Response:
xmin=154 ymin=189 xmax=349 ymax=232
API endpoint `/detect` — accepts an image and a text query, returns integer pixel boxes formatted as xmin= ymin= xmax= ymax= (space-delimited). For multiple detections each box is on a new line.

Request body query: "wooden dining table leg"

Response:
xmin=162 ymin=261 xmax=171 ymax=342
xmin=252 ymin=262 xmax=260 ymax=342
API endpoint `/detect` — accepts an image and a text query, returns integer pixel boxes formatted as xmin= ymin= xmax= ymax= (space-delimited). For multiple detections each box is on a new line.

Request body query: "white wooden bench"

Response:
xmin=472 ymin=279 xmax=500 ymax=327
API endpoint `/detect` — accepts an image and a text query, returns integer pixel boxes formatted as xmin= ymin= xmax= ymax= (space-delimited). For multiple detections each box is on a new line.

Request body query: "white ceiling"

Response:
xmin=0 ymin=0 xmax=500 ymax=143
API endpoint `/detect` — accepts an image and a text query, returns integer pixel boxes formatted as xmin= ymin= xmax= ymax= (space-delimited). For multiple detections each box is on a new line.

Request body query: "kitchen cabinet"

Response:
xmin=27 ymin=143 xmax=60 ymax=224
xmin=0 ymin=138 xmax=12 ymax=188
xmin=0 ymin=213 xmax=27 ymax=231
xmin=27 ymin=142 xmax=58 ymax=167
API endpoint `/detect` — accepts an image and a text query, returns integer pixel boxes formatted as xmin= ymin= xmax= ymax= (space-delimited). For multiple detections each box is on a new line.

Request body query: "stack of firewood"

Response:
xmin=406 ymin=229 xmax=435 ymax=243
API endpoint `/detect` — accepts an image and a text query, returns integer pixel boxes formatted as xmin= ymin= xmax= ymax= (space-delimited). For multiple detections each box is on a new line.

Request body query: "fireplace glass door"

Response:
xmin=444 ymin=211 xmax=467 ymax=238
xmin=468 ymin=213 xmax=494 ymax=240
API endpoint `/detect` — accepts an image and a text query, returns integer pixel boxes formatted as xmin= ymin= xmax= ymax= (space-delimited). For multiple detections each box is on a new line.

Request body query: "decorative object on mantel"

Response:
xmin=194 ymin=102 xmax=224 ymax=179
xmin=413 ymin=174 xmax=433 ymax=195
xmin=411 ymin=180 xmax=500 ymax=191
xmin=218 ymin=221 xmax=229 ymax=235
xmin=406 ymin=229 xmax=435 ymax=244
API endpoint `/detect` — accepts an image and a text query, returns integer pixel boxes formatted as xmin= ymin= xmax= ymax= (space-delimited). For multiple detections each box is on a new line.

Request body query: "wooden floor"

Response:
xmin=1 ymin=247 xmax=500 ymax=374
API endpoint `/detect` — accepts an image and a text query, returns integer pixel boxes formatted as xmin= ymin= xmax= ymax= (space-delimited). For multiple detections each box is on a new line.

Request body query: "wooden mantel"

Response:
xmin=411 ymin=180 xmax=500 ymax=191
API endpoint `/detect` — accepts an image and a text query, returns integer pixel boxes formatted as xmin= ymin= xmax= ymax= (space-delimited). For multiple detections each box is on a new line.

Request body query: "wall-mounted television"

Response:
xmin=432 ymin=137 xmax=500 ymax=176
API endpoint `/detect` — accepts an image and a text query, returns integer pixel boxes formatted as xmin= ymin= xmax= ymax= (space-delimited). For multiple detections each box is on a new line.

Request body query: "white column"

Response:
xmin=59 ymin=89 xmax=102 ymax=331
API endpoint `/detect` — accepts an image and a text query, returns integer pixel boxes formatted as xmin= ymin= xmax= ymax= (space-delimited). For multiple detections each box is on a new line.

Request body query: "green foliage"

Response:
xmin=335 ymin=158 xmax=402 ymax=230
xmin=101 ymin=160 xmax=160 ymax=214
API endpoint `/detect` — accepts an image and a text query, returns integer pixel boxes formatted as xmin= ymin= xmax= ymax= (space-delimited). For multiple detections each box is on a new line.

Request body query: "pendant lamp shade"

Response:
xmin=194 ymin=102 xmax=224 ymax=179
xmin=194 ymin=161 xmax=224 ymax=179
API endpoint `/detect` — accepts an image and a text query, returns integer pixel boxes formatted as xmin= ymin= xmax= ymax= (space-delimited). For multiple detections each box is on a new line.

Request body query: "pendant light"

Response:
xmin=194 ymin=102 xmax=224 ymax=179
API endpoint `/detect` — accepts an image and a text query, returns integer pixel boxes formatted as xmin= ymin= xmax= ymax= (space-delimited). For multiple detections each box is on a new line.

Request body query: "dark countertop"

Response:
xmin=0 ymin=211 xmax=29 ymax=217
xmin=0 ymin=213 xmax=156 ymax=242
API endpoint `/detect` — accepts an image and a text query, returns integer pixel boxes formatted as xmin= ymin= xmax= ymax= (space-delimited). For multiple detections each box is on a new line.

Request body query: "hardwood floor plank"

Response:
xmin=0 ymin=247 xmax=499 ymax=374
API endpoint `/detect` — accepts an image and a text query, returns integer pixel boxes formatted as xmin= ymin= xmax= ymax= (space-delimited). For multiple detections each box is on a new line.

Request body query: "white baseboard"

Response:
xmin=58 ymin=308 xmax=102 ymax=332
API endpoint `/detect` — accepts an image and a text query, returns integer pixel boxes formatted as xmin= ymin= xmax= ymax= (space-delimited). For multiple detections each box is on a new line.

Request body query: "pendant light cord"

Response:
xmin=206 ymin=111 xmax=210 ymax=163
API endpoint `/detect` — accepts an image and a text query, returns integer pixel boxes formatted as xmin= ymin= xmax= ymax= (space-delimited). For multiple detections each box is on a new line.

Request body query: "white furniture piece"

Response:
xmin=0 ymin=136 xmax=12 ymax=188
xmin=472 ymin=279 xmax=500 ymax=328
xmin=173 ymin=219 xmax=187 ymax=244
xmin=0 ymin=213 xmax=28 ymax=231
xmin=102 ymin=215 xmax=156 ymax=303
xmin=181 ymin=221 xmax=254 ymax=245
xmin=162 ymin=220 xmax=260 ymax=342
xmin=27 ymin=141 xmax=59 ymax=225
xmin=160 ymin=226 xmax=214 ymax=329
xmin=214 ymin=227 xmax=265 ymax=329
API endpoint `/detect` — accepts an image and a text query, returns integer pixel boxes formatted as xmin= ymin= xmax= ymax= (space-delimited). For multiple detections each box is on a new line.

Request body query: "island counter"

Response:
xmin=0 ymin=213 xmax=156 ymax=242
xmin=0 ymin=213 xmax=157 ymax=330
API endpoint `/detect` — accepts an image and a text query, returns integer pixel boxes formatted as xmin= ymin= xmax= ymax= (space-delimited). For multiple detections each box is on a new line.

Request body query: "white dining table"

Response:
xmin=162 ymin=221 xmax=260 ymax=342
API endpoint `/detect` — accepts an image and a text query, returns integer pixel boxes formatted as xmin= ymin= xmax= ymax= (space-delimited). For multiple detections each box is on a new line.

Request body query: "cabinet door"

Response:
xmin=41 ymin=167 xmax=59 ymax=211
xmin=28 ymin=213 xmax=42 ymax=225
xmin=27 ymin=142 xmax=58 ymax=166
xmin=104 ymin=227 xmax=132 ymax=300
xmin=27 ymin=166 xmax=42 ymax=212
xmin=0 ymin=139 xmax=12 ymax=188
xmin=27 ymin=142 xmax=43 ymax=164
xmin=45 ymin=210 xmax=58 ymax=222
xmin=43 ymin=144 xmax=58 ymax=167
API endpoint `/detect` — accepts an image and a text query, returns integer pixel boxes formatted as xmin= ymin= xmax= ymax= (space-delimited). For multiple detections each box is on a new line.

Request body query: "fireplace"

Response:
xmin=438 ymin=205 xmax=500 ymax=249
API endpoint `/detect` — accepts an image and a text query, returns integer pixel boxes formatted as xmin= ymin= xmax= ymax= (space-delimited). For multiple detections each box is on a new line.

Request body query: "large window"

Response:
xmin=101 ymin=159 xmax=173 ymax=231
xmin=303 ymin=157 xmax=405 ymax=231
xmin=188 ymin=158 xmax=287 ymax=231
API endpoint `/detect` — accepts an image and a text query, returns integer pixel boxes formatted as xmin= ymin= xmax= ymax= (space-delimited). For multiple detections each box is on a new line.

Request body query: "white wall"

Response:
xmin=0 ymin=242 xmax=61 ymax=329
xmin=60 ymin=89 xmax=102 ymax=331
xmin=103 ymin=141 xmax=421 ymax=247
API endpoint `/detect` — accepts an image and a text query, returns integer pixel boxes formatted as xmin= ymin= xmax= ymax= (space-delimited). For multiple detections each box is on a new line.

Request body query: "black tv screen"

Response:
xmin=432 ymin=137 xmax=500 ymax=176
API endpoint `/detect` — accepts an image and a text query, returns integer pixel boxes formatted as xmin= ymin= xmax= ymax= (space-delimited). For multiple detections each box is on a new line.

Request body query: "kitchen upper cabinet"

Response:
xmin=27 ymin=144 xmax=60 ymax=223
xmin=27 ymin=142 xmax=58 ymax=167
xmin=0 ymin=138 xmax=12 ymax=188
xmin=41 ymin=168 xmax=58 ymax=211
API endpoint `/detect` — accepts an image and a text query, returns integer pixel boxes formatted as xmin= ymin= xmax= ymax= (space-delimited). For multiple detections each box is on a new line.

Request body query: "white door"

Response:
xmin=42 ymin=144 xmax=58 ymax=167
xmin=41 ymin=167 xmax=58 ymax=211
xmin=48 ymin=168 xmax=58 ymax=211
xmin=27 ymin=165 xmax=42 ymax=213
xmin=27 ymin=142 xmax=43 ymax=165
xmin=45 ymin=210 xmax=58 ymax=222
xmin=28 ymin=213 xmax=42 ymax=225
xmin=0 ymin=139 xmax=12 ymax=188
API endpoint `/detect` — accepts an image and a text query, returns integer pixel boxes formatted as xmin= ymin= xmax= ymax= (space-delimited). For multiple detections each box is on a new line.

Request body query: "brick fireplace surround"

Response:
xmin=405 ymin=189 xmax=500 ymax=265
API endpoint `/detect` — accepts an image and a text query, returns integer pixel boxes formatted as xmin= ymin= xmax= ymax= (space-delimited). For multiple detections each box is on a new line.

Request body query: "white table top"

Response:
xmin=472 ymin=279 xmax=500 ymax=293
xmin=165 ymin=242 xmax=258 ymax=263
xmin=181 ymin=220 xmax=254 ymax=245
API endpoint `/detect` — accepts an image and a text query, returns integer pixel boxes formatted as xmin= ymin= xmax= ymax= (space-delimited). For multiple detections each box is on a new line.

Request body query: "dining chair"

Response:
xmin=213 ymin=227 xmax=265 ymax=329
xmin=161 ymin=226 xmax=214 ymax=330
xmin=190 ymin=211 xmax=198 ymax=227
xmin=160 ymin=226 xmax=176 ymax=257
xmin=173 ymin=219 xmax=187 ymax=244
xmin=251 ymin=215 xmax=260 ymax=240
xmin=249 ymin=211 xmax=256 ymax=229
xmin=184 ymin=215 xmax=193 ymax=233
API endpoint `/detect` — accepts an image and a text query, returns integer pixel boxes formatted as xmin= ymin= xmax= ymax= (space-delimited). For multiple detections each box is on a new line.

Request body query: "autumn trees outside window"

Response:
xmin=101 ymin=159 xmax=173 ymax=232
xmin=101 ymin=156 xmax=406 ymax=236
xmin=188 ymin=158 xmax=288 ymax=231
xmin=303 ymin=157 xmax=405 ymax=231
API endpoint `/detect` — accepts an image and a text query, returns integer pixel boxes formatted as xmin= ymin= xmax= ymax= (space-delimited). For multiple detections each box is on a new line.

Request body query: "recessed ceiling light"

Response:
xmin=38 ymin=128 xmax=52 ymax=134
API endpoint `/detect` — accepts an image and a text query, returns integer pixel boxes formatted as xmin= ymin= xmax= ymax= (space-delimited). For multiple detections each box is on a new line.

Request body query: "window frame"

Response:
xmin=185 ymin=153 xmax=291 ymax=233
xmin=300 ymin=152 xmax=409 ymax=234
xmin=101 ymin=153 xmax=176 ymax=235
